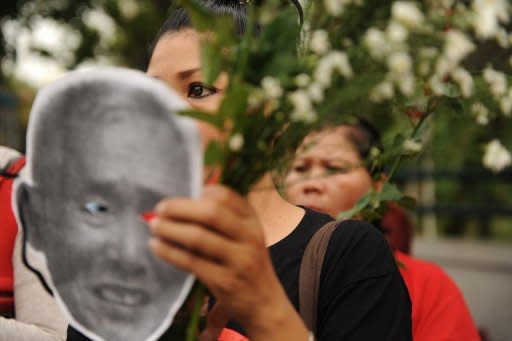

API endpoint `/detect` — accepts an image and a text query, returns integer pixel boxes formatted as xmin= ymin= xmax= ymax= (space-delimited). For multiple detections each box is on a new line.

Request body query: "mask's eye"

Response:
xmin=84 ymin=202 xmax=109 ymax=214
xmin=187 ymin=82 xmax=217 ymax=99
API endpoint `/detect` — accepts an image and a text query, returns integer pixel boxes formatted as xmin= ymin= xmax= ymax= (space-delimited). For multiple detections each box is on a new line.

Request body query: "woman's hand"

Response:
xmin=148 ymin=185 xmax=309 ymax=340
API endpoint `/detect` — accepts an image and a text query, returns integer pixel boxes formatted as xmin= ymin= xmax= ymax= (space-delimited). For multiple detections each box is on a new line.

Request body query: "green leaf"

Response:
xmin=179 ymin=0 xmax=216 ymax=32
xmin=336 ymin=206 xmax=360 ymax=220
xmin=336 ymin=192 xmax=373 ymax=219
xmin=218 ymin=85 xmax=249 ymax=119
xmin=179 ymin=109 xmax=224 ymax=129
xmin=399 ymin=195 xmax=417 ymax=209
xmin=200 ymin=41 xmax=222 ymax=86
xmin=378 ymin=182 xmax=403 ymax=202
xmin=204 ymin=140 xmax=223 ymax=166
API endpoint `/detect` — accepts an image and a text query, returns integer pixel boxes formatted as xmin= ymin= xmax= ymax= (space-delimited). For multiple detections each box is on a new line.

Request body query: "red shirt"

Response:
xmin=396 ymin=250 xmax=480 ymax=341
xmin=218 ymin=328 xmax=248 ymax=341
xmin=0 ymin=157 xmax=25 ymax=315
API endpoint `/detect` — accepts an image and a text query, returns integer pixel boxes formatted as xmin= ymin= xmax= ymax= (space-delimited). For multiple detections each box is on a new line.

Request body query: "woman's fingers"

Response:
xmin=149 ymin=237 xmax=229 ymax=283
xmin=154 ymin=185 xmax=261 ymax=242
xmin=149 ymin=217 xmax=233 ymax=263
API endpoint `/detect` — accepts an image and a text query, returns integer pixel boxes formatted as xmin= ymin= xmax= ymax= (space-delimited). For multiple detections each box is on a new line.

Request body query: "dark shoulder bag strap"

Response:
xmin=299 ymin=220 xmax=338 ymax=334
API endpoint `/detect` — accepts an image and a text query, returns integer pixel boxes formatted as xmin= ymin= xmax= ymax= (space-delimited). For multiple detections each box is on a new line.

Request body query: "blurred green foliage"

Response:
xmin=1 ymin=0 xmax=172 ymax=78
xmin=1 ymin=0 xmax=511 ymax=241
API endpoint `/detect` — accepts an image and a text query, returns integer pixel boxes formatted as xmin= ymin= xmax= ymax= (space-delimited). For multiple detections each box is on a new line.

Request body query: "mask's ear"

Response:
xmin=15 ymin=182 xmax=55 ymax=295
xmin=15 ymin=182 xmax=45 ymax=252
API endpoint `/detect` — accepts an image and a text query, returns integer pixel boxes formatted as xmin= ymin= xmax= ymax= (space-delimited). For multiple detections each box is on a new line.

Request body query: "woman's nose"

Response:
xmin=301 ymin=169 xmax=327 ymax=194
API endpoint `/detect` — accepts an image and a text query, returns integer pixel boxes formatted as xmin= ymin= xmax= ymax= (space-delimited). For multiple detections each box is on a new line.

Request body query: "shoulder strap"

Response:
xmin=298 ymin=220 xmax=338 ymax=334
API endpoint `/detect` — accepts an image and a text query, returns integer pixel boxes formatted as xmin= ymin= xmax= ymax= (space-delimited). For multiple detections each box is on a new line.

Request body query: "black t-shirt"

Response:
xmin=269 ymin=208 xmax=411 ymax=340
xmin=67 ymin=208 xmax=411 ymax=340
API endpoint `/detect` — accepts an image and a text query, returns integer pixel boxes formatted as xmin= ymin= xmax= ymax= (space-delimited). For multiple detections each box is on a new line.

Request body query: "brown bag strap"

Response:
xmin=299 ymin=220 xmax=338 ymax=334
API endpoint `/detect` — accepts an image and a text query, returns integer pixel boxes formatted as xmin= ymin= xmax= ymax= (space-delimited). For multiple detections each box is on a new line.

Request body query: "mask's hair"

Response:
xmin=147 ymin=0 xmax=303 ymax=64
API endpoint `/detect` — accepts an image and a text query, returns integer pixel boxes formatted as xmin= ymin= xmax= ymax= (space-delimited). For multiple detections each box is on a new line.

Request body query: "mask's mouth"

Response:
xmin=93 ymin=284 xmax=150 ymax=307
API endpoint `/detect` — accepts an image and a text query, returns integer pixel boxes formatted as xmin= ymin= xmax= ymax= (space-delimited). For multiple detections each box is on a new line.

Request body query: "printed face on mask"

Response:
xmin=16 ymin=69 xmax=200 ymax=341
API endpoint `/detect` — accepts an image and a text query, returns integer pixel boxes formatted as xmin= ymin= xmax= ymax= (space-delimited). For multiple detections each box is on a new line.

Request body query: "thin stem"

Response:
xmin=186 ymin=284 xmax=207 ymax=341
xmin=233 ymin=3 xmax=256 ymax=86
xmin=387 ymin=98 xmax=439 ymax=182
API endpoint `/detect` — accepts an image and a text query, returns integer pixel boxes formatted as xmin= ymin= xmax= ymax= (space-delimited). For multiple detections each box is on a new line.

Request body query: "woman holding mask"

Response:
xmin=143 ymin=1 xmax=410 ymax=340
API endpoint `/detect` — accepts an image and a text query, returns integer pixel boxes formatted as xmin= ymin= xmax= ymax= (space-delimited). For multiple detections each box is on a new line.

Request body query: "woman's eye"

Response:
xmin=326 ymin=164 xmax=350 ymax=174
xmin=292 ymin=163 xmax=308 ymax=173
xmin=187 ymin=83 xmax=217 ymax=99
xmin=83 ymin=202 xmax=109 ymax=214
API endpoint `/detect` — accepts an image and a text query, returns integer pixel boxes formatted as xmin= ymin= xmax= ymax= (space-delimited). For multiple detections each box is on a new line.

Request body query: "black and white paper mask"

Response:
xmin=13 ymin=68 xmax=202 ymax=341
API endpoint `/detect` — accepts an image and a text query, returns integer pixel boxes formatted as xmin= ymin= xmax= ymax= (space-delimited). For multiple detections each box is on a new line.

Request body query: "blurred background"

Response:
xmin=1 ymin=1 xmax=511 ymax=340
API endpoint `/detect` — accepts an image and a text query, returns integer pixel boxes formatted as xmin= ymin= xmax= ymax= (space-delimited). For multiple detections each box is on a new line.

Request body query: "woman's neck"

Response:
xmin=247 ymin=173 xmax=305 ymax=246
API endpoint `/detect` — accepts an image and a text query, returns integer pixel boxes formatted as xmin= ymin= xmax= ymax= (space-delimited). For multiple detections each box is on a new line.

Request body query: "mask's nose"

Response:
xmin=106 ymin=212 xmax=150 ymax=277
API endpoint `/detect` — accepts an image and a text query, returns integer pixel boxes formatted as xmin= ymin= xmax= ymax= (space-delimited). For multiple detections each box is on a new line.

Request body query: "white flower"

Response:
xmin=248 ymin=89 xmax=265 ymax=107
xmin=307 ymin=82 xmax=325 ymax=103
xmin=229 ymin=133 xmax=244 ymax=152
xmin=419 ymin=47 xmax=439 ymax=59
xmin=483 ymin=67 xmax=507 ymax=98
xmin=261 ymin=76 xmax=283 ymax=99
xmin=403 ymin=139 xmax=423 ymax=154
xmin=435 ymin=56 xmax=452 ymax=78
xmin=314 ymin=51 xmax=353 ymax=87
xmin=324 ymin=0 xmax=344 ymax=17
xmin=387 ymin=21 xmax=409 ymax=43
xmin=444 ymin=30 xmax=475 ymax=64
xmin=501 ymin=95 xmax=512 ymax=116
xmin=370 ymin=80 xmax=395 ymax=102
xmin=119 ymin=0 xmax=139 ymax=19
xmin=500 ymin=88 xmax=512 ymax=116
xmin=451 ymin=67 xmax=474 ymax=98
xmin=310 ymin=30 xmax=330 ymax=55
xmin=370 ymin=146 xmax=381 ymax=158
xmin=418 ymin=61 xmax=430 ymax=77
xmin=483 ymin=139 xmax=512 ymax=172
xmin=472 ymin=102 xmax=490 ymax=125
xmin=364 ymin=28 xmax=389 ymax=60
xmin=472 ymin=0 xmax=509 ymax=39
xmin=397 ymin=73 xmax=416 ymax=96
xmin=429 ymin=75 xmax=446 ymax=95
xmin=391 ymin=2 xmax=425 ymax=29
xmin=387 ymin=51 xmax=412 ymax=74
xmin=496 ymin=28 xmax=510 ymax=48
xmin=288 ymin=91 xmax=317 ymax=123
xmin=295 ymin=74 xmax=311 ymax=88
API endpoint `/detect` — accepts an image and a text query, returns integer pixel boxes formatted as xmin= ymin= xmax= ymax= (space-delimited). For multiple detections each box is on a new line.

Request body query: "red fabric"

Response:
xmin=381 ymin=203 xmax=413 ymax=254
xmin=218 ymin=328 xmax=248 ymax=341
xmin=0 ymin=157 xmax=25 ymax=314
xmin=396 ymin=250 xmax=480 ymax=341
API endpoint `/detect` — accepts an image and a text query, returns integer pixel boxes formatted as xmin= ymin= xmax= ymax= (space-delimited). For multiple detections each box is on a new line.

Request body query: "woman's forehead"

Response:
xmin=148 ymin=29 xmax=202 ymax=75
xmin=300 ymin=127 xmax=358 ymax=155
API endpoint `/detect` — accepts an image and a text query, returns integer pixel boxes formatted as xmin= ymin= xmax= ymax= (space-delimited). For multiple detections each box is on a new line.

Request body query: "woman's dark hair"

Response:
xmin=317 ymin=116 xmax=383 ymax=175
xmin=344 ymin=117 xmax=383 ymax=162
xmin=148 ymin=0 xmax=303 ymax=62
